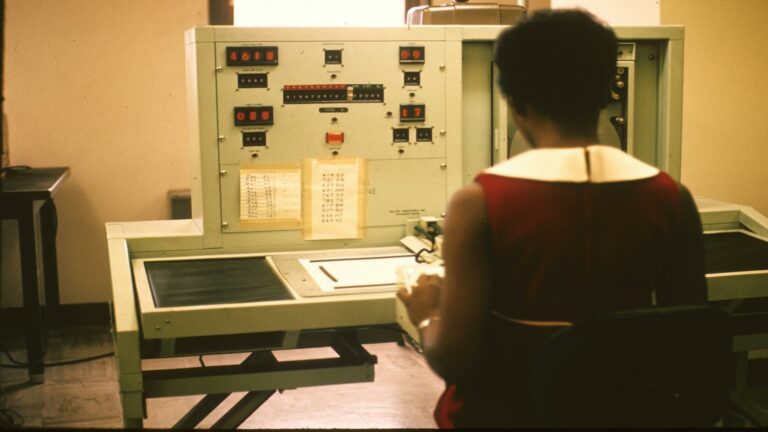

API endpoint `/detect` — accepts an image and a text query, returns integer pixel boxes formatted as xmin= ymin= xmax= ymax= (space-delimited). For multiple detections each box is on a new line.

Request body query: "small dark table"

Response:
xmin=0 ymin=167 xmax=69 ymax=383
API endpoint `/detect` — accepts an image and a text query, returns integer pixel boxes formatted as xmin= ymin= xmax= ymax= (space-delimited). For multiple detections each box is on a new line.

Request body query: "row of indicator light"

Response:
xmin=399 ymin=46 xmax=425 ymax=64
xmin=226 ymin=45 xmax=422 ymax=66
xmin=400 ymin=104 xmax=426 ymax=122
xmin=234 ymin=104 xmax=423 ymax=127
xmin=226 ymin=47 xmax=279 ymax=66
xmin=234 ymin=106 xmax=274 ymax=126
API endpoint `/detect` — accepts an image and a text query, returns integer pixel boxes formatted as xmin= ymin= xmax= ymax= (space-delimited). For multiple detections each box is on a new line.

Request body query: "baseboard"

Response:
xmin=0 ymin=302 xmax=110 ymax=329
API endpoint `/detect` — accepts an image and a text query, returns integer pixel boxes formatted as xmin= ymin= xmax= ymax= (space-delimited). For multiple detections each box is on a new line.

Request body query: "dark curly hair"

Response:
xmin=494 ymin=9 xmax=617 ymax=137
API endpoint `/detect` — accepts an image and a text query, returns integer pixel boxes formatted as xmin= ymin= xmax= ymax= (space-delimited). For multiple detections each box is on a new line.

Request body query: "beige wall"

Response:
xmin=661 ymin=0 xmax=768 ymax=216
xmin=3 ymin=0 xmax=767 ymax=306
xmin=2 ymin=0 xmax=207 ymax=306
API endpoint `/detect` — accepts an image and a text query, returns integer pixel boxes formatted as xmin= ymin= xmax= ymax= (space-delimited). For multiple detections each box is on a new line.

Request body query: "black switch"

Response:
xmin=393 ymin=128 xmax=409 ymax=143
xmin=238 ymin=73 xmax=268 ymax=88
xmin=243 ymin=131 xmax=267 ymax=147
xmin=404 ymin=71 xmax=420 ymax=86
xmin=324 ymin=49 xmax=342 ymax=65
xmin=416 ymin=127 xmax=432 ymax=142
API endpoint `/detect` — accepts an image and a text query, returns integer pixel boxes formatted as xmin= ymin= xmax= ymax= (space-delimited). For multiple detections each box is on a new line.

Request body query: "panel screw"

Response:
xmin=439 ymin=65 xmax=446 ymax=70
xmin=215 ymin=66 xmax=223 ymax=72
xmin=440 ymin=130 xmax=446 ymax=136
xmin=218 ymin=135 xmax=225 ymax=141
xmin=222 ymin=222 xmax=229 ymax=227
xmin=440 ymin=163 xmax=447 ymax=169
xmin=220 ymin=170 xmax=227 ymax=176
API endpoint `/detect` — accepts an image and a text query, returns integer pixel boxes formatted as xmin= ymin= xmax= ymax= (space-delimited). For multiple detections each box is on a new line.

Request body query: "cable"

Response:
xmin=0 ymin=407 xmax=23 ymax=428
xmin=0 ymin=344 xmax=114 ymax=369
xmin=0 ymin=355 xmax=25 ymax=428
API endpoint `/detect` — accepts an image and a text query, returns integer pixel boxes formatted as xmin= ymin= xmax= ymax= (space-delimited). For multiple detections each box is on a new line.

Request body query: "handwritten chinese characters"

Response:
xmin=305 ymin=158 xmax=365 ymax=240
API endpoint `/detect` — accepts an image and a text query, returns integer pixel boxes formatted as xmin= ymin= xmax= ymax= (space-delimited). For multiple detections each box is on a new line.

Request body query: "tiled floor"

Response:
xmin=2 ymin=325 xmax=768 ymax=428
xmin=0 ymin=326 xmax=444 ymax=429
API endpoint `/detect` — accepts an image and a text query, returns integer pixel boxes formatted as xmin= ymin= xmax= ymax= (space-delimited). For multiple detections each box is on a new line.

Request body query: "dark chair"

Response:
xmin=528 ymin=305 xmax=733 ymax=428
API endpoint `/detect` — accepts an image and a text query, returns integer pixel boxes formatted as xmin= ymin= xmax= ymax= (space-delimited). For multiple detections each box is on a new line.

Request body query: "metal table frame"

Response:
xmin=0 ymin=167 xmax=69 ymax=383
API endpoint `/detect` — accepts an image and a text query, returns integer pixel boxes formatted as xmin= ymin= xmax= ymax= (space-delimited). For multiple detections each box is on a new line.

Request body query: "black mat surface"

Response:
xmin=704 ymin=232 xmax=768 ymax=274
xmin=145 ymin=257 xmax=292 ymax=308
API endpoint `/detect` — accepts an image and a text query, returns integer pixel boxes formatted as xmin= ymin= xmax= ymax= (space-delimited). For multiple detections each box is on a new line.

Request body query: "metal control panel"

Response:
xmin=184 ymin=26 xmax=684 ymax=252
xmin=188 ymin=28 xmax=458 ymax=248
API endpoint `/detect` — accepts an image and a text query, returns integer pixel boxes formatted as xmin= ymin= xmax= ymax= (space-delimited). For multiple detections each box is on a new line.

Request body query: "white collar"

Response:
xmin=483 ymin=145 xmax=659 ymax=183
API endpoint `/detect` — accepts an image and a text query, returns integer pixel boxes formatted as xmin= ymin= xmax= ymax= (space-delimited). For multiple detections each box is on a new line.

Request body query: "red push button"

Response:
xmin=234 ymin=106 xmax=274 ymax=126
xmin=399 ymin=46 xmax=425 ymax=64
xmin=326 ymin=131 xmax=344 ymax=145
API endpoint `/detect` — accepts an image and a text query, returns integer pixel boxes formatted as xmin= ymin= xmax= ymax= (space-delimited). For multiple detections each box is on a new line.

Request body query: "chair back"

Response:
xmin=529 ymin=305 xmax=732 ymax=427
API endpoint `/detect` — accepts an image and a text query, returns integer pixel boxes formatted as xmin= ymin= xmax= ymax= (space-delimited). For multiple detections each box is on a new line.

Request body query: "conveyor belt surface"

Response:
xmin=704 ymin=232 xmax=768 ymax=274
xmin=145 ymin=257 xmax=292 ymax=308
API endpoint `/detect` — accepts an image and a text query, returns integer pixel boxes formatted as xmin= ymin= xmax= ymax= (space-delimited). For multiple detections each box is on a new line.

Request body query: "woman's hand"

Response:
xmin=396 ymin=273 xmax=443 ymax=326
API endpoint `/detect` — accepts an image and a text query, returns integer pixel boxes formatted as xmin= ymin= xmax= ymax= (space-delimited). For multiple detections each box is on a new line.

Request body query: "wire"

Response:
xmin=0 ymin=365 xmax=25 ymax=428
xmin=199 ymin=355 xmax=206 ymax=367
xmin=0 ymin=344 xmax=114 ymax=369
xmin=0 ymin=407 xmax=24 ymax=428
xmin=412 ymin=223 xmax=444 ymax=264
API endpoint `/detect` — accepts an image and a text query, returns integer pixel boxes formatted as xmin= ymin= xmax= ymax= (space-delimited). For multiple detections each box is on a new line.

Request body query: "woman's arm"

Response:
xmin=399 ymin=183 xmax=495 ymax=382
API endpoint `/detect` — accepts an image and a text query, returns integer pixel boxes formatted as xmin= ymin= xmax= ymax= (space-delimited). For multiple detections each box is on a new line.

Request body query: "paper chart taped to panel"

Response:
xmin=303 ymin=158 xmax=367 ymax=240
xmin=240 ymin=164 xmax=302 ymax=229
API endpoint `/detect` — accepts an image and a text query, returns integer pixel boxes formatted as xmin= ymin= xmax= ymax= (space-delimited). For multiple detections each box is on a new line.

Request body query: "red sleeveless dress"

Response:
xmin=434 ymin=146 xmax=706 ymax=428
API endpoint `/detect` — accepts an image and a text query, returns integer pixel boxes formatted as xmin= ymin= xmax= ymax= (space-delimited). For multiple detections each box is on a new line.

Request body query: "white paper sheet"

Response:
xmin=300 ymin=255 xmax=416 ymax=292
xmin=240 ymin=168 xmax=301 ymax=222
xmin=305 ymin=159 xmax=364 ymax=240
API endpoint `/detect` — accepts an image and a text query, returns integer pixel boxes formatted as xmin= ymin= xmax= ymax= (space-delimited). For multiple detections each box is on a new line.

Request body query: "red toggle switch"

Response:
xmin=326 ymin=131 xmax=344 ymax=145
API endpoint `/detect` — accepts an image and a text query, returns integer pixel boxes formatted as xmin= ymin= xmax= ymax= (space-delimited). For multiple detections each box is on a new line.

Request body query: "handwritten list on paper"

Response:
xmin=239 ymin=166 xmax=301 ymax=226
xmin=304 ymin=159 xmax=365 ymax=240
